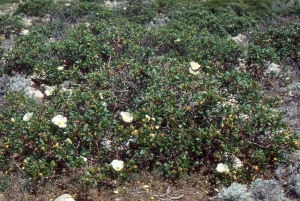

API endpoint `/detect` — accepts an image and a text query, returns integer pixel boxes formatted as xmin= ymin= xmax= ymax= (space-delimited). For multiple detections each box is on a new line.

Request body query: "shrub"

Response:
xmin=218 ymin=182 xmax=253 ymax=201
xmin=201 ymin=0 xmax=273 ymax=18
xmin=0 ymin=0 xmax=19 ymax=5
xmin=14 ymin=0 xmax=58 ymax=17
xmin=293 ymin=174 xmax=300 ymax=197
xmin=254 ymin=23 xmax=300 ymax=62
xmin=249 ymin=179 xmax=291 ymax=201
xmin=0 ymin=0 xmax=298 ymax=189
xmin=1 ymin=57 xmax=298 ymax=184
xmin=0 ymin=15 xmax=24 ymax=38
xmin=243 ymin=44 xmax=279 ymax=80
xmin=0 ymin=73 xmax=36 ymax=102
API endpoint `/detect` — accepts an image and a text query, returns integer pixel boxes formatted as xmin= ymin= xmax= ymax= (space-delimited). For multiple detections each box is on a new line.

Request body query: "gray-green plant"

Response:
xmin=249 ymin=179 xmax=291 ymax=201
xmin=218 ymin=182 xmax=253 ymax=201
xmin=293 ymin=174 xmax=300 ymax=196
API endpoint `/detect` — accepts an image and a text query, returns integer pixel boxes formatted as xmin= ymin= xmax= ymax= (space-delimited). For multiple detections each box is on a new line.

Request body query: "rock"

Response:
xmin=20 ymin=29 xmax=29 ymax=36
xmin=22 ymin=17 xmax=33 ymax=27
xmin=104 ymin=0 xmax=127 ymax=9
xmin=265 ymin=62 xmax=281 ymax=74
xmin=26 ymin=86 xmax=44 ymax=100
xmin=230 ymin=33 xmax=249 ymax=46
xmin=54 ymin=194 xmax=75 ymax=201
xmin=278 ymin=87 xmax=288 ymax=94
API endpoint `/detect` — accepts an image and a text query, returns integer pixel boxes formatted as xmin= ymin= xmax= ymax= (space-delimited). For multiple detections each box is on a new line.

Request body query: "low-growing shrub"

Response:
xmin=201 ymin=0 xmax=273 ymax=18
xmin=219 ymin=178 xmax=292 ymax=201
xmin=0 ymin=15 xmax=24 ymax=38
xmin=292 ymin=174 xmax=300 ymax=197
xmin=0 ymin=57 xmax=298 ymax=185
xmin=0 ymin=0 xmax=299 ymax=191
xmin=254 ymin=23 xmax=300 ymax=62
xmin=249 ymin=179 xmax=291 ymax=201
xmin=14 ymin=0 xmax=58 ymax=17
xmin=0 ymin=0 xmax=19 ymax=5
xmin=218 ymin=182 xmax=252 ymax=201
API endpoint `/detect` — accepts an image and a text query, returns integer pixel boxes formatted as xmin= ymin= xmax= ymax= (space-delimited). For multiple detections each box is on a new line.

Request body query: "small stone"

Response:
xmin=143 ymin=185 xmax=150 ymax=191
xmin=26 ymin=87 xmax=44 ymax=100
xmin=54 ymin=194 xmax=75 ymax=201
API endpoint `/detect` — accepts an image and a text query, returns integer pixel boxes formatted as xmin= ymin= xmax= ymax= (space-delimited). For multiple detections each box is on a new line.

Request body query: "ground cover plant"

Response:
xmin=1 ymin=0 xmax=300 ymax=200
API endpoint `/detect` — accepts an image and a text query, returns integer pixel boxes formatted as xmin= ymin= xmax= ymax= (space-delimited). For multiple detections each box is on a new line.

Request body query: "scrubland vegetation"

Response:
xmin=1 ymin=0 xmax=300 ymax=200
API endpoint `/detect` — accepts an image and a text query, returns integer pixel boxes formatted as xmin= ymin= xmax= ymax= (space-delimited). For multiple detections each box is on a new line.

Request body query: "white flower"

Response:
xmin=233 ymin=157 xmax=243 ymax=169
xmin=11 ymin=118 xmax=15 ymax=123
xmin=145 ymin=115 xmax=150 ymax=121
xmin=23 ymin=112 xmax=33 ymax=121
xmin=190 ymin=61 xmax=201 ymax=71
xmin=65 ymin=3 xmax=71 ymax=6
xmin=155 ymin=126 xmax=160 ymax=129
xmin=189 ymin=67 xmax=200 ymax=75
xmin=81 ymin=156 xmax=87 ymax=162
xmin=57 ymin=66 xmax=64 ymax=70
xmin=175 ymin=38 xmax=181 ymax=42
xmin=216 ymin=163 xmax=229 ymax=173
xmin=65 ymin=138 xmax=72 ymax=144
xmin=239 ymin=114 xmax=249 ymax=120
xmin=102 ymin=102 xmax=107 ymax=107
xmin=120 ymin=111 xmax=133 ymax=123
xmin=52 ymin=115 xmax=67 ymax=128
xmin=99 ymin=93 xmax=104 ymax=99
xmin=111 ymin=159 xmax=124 ymax=171
xmin=45 ymin=86 xmax=56 ymax=96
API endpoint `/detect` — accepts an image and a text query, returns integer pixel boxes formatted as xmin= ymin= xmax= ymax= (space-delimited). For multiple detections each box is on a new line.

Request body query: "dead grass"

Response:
xmin=0 ymin=169 xmax=213 ymax=201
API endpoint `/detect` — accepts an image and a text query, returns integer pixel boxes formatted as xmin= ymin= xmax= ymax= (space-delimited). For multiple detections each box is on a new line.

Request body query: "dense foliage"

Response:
xmin=0 ymin=0 xmax=299 ymax=190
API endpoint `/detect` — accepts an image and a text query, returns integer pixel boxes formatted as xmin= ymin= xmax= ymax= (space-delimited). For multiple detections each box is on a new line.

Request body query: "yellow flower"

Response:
xmin=131 ymin=130 xmax=139 ymax=135
xmin=150 ymin=133 xmax=156 ymax=138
